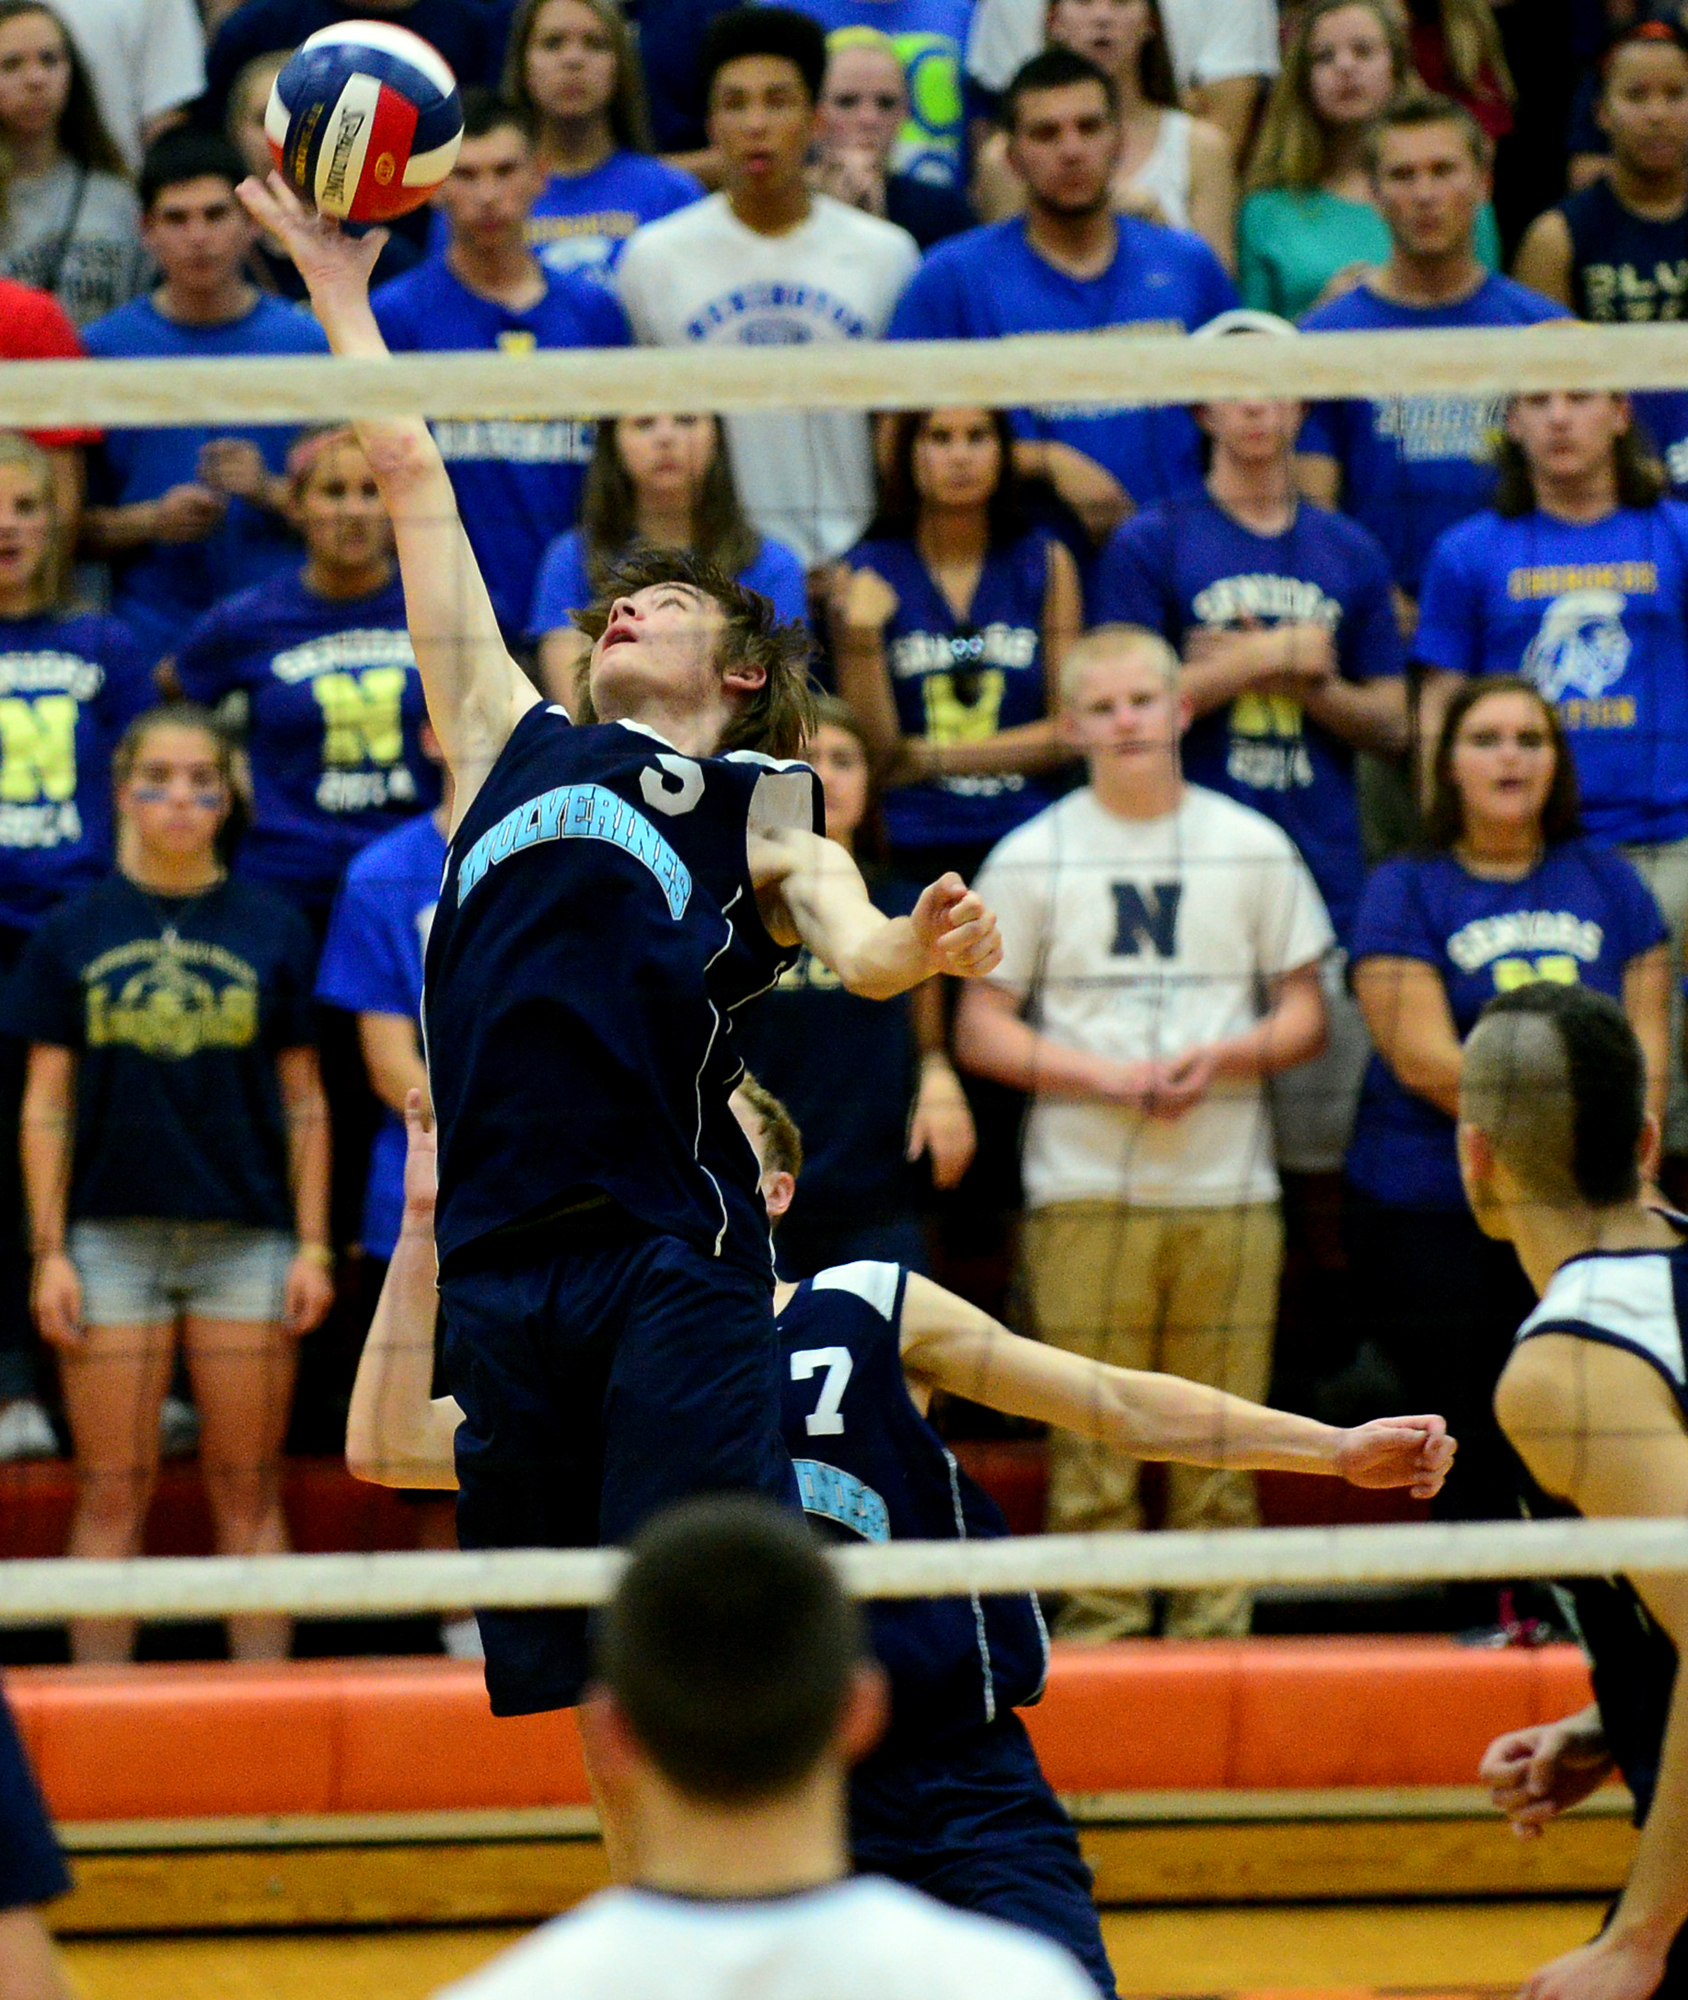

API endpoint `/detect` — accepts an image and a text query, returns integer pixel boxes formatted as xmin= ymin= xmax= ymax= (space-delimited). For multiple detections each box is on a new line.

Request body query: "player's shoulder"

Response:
xmin=807 ymin=1260 xmax=906 ymax=1325
xmin=829 ymin=1878 xmax=1099 ymax=1994
xmin=1519 ymin=1243 xmax=1688 ymax=1388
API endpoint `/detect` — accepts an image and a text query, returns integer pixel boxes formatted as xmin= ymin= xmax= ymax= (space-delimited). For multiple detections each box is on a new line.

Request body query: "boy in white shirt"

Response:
xmin=436 ymin=1496 xmax=1096 ymax=2000
xmin=955 ymin=624 xmax=1332 ymax=1641
xmin=615 ymin=7 xmax=919 ymax=567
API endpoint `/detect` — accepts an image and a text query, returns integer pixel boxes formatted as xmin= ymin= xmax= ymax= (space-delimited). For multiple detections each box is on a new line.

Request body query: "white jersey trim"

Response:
xmin=812 ymin=1260 xmax=901 ymax=1323
xmin=1517 ymin=1253 xmax=1688 ymax=1388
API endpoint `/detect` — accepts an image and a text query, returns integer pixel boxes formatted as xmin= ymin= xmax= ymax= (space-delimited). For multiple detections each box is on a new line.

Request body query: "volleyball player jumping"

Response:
xmin=240 ymin=175 xmax=1002 ymax=1716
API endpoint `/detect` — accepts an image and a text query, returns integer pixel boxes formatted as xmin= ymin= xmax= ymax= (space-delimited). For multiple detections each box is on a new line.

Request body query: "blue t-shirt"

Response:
xmin=1298 ymin=275 xmax=1569 ymax=596
xmin=175 ymin=569 xmax=441 ymax=900
xmin=845 ymin=527 xmax=1059 ymax=853
xmin=1347 ymin=841 xmax=1666 ymax=1208
xmin=528 ymin=528 xmax=809 ymax=640
xmin=1414 ymin=502 xmax=1688 ymax=846
xmin=887 ymin=216 xmax=1238 ymax=506
xmin=315 ymin=810 xmax=447 ymax=1259
xmin=371 ymin=256 xmax=632 ymax=638
xmin=778 ymin=0 xmax=970 ymax=188
xmin=82 ymin=294 xmax=331 ymax=663
xmin=1094 ymin=489 xmax=1404 ymax=943
xmin=6 ymin=874 xmax=320 ymax=1227
xmin=425 ymin=154 xmax=705 ymax=279
xmin=0 ymin=611 xmax=153 ymax=934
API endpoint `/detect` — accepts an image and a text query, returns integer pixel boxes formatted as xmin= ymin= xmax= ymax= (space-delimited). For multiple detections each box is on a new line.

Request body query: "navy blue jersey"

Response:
xmin=778 ymin=1262 xmax=1049 ymax=1746
xmin=848 ymin=528 xmax=1059 ymax=854
xmin=1513 ymin=1238 xmax=1688 ymax=1823
xmin=424 ymin=704 xmax=820 ymax=1274
xmin=1562 ymin=177 xmax=1688 ymax=326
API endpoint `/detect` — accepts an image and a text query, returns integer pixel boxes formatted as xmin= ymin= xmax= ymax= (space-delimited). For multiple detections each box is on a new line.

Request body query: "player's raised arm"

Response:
xmin=896 ymin=1274 xmax=1455 ymax=1496
xmin=235 ymin=175 xmax=538 ymax=823
xmin=752 ymin=832 xmax=1002 ymax=999
xmin=345 ymin=1092 xmax=460 ymax=1489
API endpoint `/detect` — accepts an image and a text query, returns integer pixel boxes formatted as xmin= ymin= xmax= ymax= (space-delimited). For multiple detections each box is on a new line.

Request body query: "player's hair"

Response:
xmin=577 ymin=416 xmax=759 ymax=598
xmin=503 ymin=0 xmax=656 ymax=153
xmin=1470 ymin=984 xmax=1646 ymax=1208
xmin=1058 ymin=622 xmax=1179 ymax=707
xmin=112 ymin=703 xmax=236 ymax=792
xmin=867 ymin=408 xmax=1031 ymax=550
xmin=1001 ymin=46 xmax=1119 ymax=130
xmin=0 ymin=430 xmax=65 ymax=608
xmin=572 ymin=546 xmax=817 ymax=759
xmin=594 ymin=1494 xmax=862 ymax=1804
xmin=458 ymin=87 xmax=540 ymax=148
xmin=1048 ymin=0 xmax=1176 ymax=106
xmin=1492 ymin=402 xmax=1668 ymax=518
xmin=737 ymin=1072 xmax=804 ymax=1180
xmin=1600 ymin=16 xmax=1688 ymax=85
xmin=138 ymin=129 xmax=249 ymax=211
xmin=1422 ymin=676 xmax=1581 ymax=851
xmin=1246 ymin=0 xmax=1412 ymax=194
xmin=1362 ymin=90 xmax=1493 ymax=176
xmin=0 ymin=0 xmax=125 ymax=223
xmin=702 ymin=5 xmax=828 ymax=108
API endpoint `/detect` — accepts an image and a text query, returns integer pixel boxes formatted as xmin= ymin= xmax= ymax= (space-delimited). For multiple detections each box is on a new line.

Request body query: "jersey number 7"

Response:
xmin=791 ymin=1347 xmax=853 ymax=1436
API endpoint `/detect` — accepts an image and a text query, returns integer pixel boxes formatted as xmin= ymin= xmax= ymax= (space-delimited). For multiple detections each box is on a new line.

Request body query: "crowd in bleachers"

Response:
xmin=0 ymin=0 xmax=1685 ymax=1655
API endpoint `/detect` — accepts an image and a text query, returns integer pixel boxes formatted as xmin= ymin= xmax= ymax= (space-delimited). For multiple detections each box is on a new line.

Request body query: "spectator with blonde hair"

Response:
xmin=956 ymin=624 xmax=1331 ymax=1641
xmin=1240 ymin=0 xmax=1504 ymax=321
xmin=812 ymin=28 xmax=973 ymax=249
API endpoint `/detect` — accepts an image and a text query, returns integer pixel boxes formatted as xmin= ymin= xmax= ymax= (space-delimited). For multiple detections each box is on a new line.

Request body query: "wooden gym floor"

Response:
xmin=58 ymin=1899 xmax=1614 ymax=2000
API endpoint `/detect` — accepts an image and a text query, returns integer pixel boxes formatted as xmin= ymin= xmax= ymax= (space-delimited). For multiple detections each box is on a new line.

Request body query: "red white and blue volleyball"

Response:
xmin=266 ymin=21 xmax=463 ymax=223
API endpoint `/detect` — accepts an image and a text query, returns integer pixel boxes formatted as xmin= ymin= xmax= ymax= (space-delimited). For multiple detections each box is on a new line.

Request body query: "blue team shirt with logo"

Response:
xmin=1298 ymin=275 xmax=1569 ymax=596
xmin=426 ymin=153 xmax=705 ymax=279
xmin=1094 ymin=489 xmax=1403 ymax=943
xmin=1414 ymin=501 xmax=1688 ymax=846
xmin=887 ymin=217 xmax=1238 ymax=505
xmin=315 ymin=810 xmax=447 ymax=1259
xmin=81 ymin=295 xmax=331 ymax=663
xmin=773 ymin=0 xmax=971 ymax=188
xmin=176 ymin=569 xmax=440 ymax=899
xmin=371 ymin=256 xmax=632 ymax=637
xmin=527 ymin=527 xmax=809 ymax=640
xmin=0 ymin=611 xmax=153 ymax=933
xmin=1347 ymin=841 xmax=1665 ymax=1208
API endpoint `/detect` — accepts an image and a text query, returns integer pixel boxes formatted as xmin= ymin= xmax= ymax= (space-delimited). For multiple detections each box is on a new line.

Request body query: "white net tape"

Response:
xmin=2 ymin=1518 xmax=1686 ymax=1623
xmin=7 ymin=322 xmax=1688 ymax=425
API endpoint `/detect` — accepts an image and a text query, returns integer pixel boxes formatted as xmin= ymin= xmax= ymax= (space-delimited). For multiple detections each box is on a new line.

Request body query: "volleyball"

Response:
xmin=265 ymin=21 xmax=463 ymax=223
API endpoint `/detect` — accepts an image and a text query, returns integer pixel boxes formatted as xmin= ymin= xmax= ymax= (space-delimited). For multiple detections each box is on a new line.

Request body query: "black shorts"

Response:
xmin=0 ymin=1681 xmax=68 ymax=1912
xmin=849 ymin=1711 xmax=1115 ymax=1998
xmin=440 ymin=1221 xmax=797 ymax=1716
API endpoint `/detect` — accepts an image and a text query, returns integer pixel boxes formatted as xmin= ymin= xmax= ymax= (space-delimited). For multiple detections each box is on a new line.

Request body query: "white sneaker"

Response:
xmin=440 ymin=1615 xmax=485 ymax=1660
xmin=0 ymin=1399 xmax=57 ymax=1461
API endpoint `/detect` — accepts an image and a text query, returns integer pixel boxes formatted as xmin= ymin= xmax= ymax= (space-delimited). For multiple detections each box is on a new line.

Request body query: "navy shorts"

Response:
xmin=0 ymin=1682 xmax=68 ymax=1912
xmin=440 ymin=1221 xmax=797 ymax=1716
xmin=849 ymin=1710 xmax=1116 ymax=1998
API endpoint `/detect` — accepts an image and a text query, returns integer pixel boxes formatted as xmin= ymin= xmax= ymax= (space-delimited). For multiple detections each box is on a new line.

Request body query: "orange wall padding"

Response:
xmin=1 ymin=1639 xmax=1595 ymax=1823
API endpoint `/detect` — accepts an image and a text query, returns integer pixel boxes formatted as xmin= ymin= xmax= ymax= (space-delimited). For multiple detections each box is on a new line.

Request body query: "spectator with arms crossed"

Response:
xmin=242 ymin=165 xmax=1001 ymax=1722
xmin=955 ymin=624 xmax=1332 ymax=1642
xmin=889 ymin=49 xmax=1237 ymax=546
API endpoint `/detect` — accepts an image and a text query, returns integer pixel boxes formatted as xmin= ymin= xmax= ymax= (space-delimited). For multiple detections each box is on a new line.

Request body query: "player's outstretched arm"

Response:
xmin=1498 ymin=1337 xmax=1688 ymax=2000
xmin=752 ymin=830 xmax=1001 ymax=998
xmin=236 ymin=175 xmax=538 ymax=823
xmin=346 ymin=1092 xmax=462 ymax=1490
xmin=897 ymin=1274 xmax=1455 ymax=1496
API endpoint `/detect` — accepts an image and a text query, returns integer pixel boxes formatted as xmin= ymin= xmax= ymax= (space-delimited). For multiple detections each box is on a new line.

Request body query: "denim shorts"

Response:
xmin=68 ymin=1220 xmax=295 ymax=1326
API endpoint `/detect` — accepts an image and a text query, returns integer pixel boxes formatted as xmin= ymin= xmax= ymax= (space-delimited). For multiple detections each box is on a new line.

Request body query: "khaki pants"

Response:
xmin=1021 ymin=1200 xmax=1284 ymax=1642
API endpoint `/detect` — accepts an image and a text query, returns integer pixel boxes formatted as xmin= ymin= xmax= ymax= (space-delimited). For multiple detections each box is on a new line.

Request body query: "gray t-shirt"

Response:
xmin=0 ymin=161 xmax=148 ymax=326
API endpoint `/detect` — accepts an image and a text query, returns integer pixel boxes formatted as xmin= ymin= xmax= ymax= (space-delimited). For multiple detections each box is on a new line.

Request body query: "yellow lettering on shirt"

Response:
xmin=1507 ymin=563 xmax=1659 ymax=599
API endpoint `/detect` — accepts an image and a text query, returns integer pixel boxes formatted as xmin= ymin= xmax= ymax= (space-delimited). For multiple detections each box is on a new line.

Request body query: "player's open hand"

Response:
xmin=1480 ymin=1717 xmax=1615 ymax=1838
xmin=912 ymin=873 xmax=1002 ymax=979
xmin=237 ymin=173 xmax=387 ymax=311
xmin=1335 ymin=1412 xmax=1455 ymax=1498
xmin=1516 ymin=1932 xmax=1669 ymax=2000
xmin=401 ymin=1088 xmax=439 ymax=1231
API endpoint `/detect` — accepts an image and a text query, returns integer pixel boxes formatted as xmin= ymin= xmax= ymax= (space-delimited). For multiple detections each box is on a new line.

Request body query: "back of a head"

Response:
xmin=1463 ymin=983 xmax=1646 ymax=1211
xmin=139 ymin=128 xmax=249 ymax=212
xmin=595 ymin=1495 xmax=862 ymax=1806
xmin=703 ymin=6 xmax=829 ymax=104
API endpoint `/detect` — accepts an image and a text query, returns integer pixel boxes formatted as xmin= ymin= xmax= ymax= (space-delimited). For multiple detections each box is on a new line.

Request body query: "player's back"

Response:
xmin=1513 ymin=1234 xmax=1688 ymax=1818
xmin=424 ymin=703 xmax=817 ymax=1274
xmin=777 ymin=1264 xmax=1050 ymax=1746
xmin=433 ymin=1876 xmax=1096 ymax=2000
